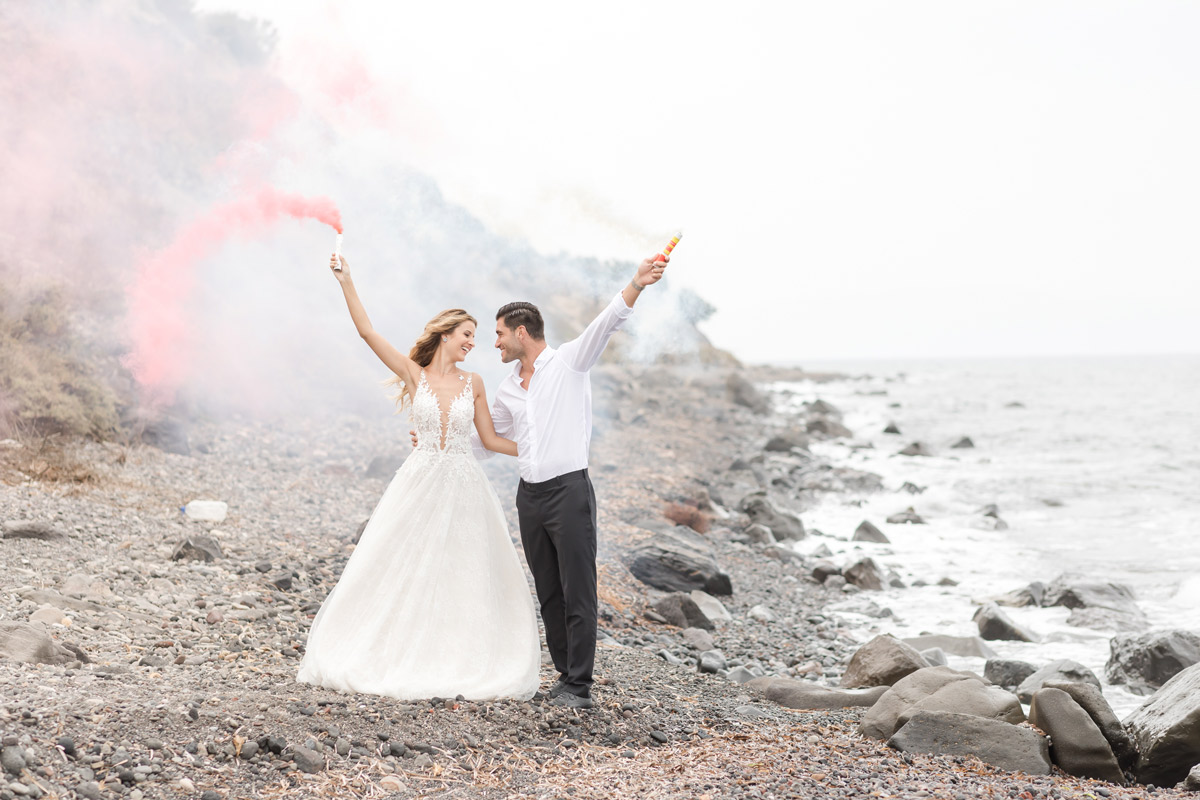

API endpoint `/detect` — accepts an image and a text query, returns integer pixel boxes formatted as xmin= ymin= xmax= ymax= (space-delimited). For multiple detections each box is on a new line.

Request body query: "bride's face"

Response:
xmin=444 ymin=322 xmax=476 ymax=362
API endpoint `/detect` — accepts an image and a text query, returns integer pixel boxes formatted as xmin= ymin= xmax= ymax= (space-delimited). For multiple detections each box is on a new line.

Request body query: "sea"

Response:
xmin=767 ymin=354 xmax=1200 ymax=718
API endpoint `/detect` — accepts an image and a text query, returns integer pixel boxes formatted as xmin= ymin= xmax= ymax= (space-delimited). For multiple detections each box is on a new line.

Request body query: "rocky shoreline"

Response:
xmin=0 ymin=363 xmax=1194 ymax=799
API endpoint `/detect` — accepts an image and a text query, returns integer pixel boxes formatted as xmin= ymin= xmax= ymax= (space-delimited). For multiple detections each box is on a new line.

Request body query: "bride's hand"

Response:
xmin=329 ymin=254 xmax=350 ymax=281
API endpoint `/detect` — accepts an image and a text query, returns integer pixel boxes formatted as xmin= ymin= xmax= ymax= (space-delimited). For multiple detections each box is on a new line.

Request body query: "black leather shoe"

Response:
xmin=547 ymin=677 xmax=570 ymax=699
xmin=550 ymin=691 xmax=593 ymax=710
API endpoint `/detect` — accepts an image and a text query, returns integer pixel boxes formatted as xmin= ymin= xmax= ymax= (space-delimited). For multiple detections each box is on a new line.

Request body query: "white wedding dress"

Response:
xmin=297 ymin=371 xmax=540 ymax=700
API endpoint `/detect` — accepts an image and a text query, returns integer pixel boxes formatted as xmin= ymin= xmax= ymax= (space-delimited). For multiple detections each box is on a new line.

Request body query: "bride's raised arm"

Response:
xmin=471 ymin=376 xmax=518 ymax=457
xmin=329 ymin=254 xmax=420 ymax=389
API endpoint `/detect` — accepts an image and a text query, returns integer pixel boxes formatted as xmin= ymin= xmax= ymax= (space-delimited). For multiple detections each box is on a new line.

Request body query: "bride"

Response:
xmin=296 ymin=253 xmax=540 ymax=701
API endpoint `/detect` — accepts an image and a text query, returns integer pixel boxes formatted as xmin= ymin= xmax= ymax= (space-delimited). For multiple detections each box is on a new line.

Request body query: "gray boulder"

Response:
xmin=698 ymin=650 xmax=726 ymax=673
xmin=811 ymin=560 xmax=841 ymax=583
xmin=1016 ymin=659 xmax=1101 ymax=703
xmin=727 ymin=373 xmax=770 ymax=414
xmin=950 ymin=436 xmax=975 ymax=449
xmin=747 ymin=677 xmax=887 ymax=709
xmin=805 ymin=399 xmax=843 ymax=418
xmin=897 ymin=442 xmax=932 ymax=457
xmin=764 ymin=430 xmax=809 ymax=452
xmin=984 ymin=659 xmax=1037 ymax=690
xmin=1043 ymin=575 xmax=1144 ymax=619
xmin=738 ymin=493 xmax=805 ymax=541
xmin=1042 ymin=680 xmax=1136 ymax=772
xmin=171 ymin=535 xmax=223 ymax=562
xmin=628 ymin=528 xmax=733 ymax=596
xmin=843 ymin=557 xmax=885 ymax=591
xmin=1028 ymin=688 xmax=1124 ymax=783
xmin=989 ymin=581 xmax=1046 ymax=608
xmin=883 ymin=421 xmax=901 ymax=434
xmin=1125 ymin=661 xmax=1200 ymax=787
xmin=888 ymin=711 xmax=1051 ymax=775
xmin=840 ymin=634 xmax=928 ymax=689
xmin=681 ymin=627 xmax=715 ymax=652
xmin=1105 ymin=630 xmax=1200 ymax=695
xmin=895 ymin=681 xmax=1025 ymax=730
xmin=1181 ymin=763 xmax=1200 ymax=791
xmin=740 ymin=523 xmax=776 ymax=545
xmin=651 ymin=593 xmax=715 ymax=631
xmin=920 ymin=648 xmax=948 ymax=667
xmin=974 ymin=603 xmax=1039 ymax=642
xmin=0 ymin=621 xmax=79 ymax=665
xmin=851 ymin=520 xmax=889 ymax=543
xmin=689 ymin=591 xmax=732 ymax=624
xmin=885 ymin=508 xmax=926 ymax=525
xmin=807 ymin=417 xmax=853 ymax=438
xmin=861 ymin=666 xmax=990 ymax=740
xmin=903 ymin=634 xmax=997 ymax=659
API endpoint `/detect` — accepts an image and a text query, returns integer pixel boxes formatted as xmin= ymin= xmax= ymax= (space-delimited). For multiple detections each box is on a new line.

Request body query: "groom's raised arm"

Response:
xmin=558 ymin=255 xmax=668 ymax=372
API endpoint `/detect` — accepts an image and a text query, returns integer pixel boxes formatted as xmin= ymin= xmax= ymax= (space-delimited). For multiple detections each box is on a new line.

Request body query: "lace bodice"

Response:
xmin=412 ymin=371 xmax=475 ymax=456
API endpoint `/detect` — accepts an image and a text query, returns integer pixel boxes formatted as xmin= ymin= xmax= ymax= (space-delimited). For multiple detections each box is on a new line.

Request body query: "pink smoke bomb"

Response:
xmin=333 ymin=232 xmax=344 ymax=270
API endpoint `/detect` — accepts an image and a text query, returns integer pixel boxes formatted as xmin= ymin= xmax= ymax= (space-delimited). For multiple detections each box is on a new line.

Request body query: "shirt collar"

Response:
xmin=511 ymin=346 xmax=556 ymax=378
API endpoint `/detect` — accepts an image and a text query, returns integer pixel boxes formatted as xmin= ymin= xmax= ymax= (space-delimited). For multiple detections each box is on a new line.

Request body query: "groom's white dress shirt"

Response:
xmin=474 ymin=292 xmax=634 ymax=482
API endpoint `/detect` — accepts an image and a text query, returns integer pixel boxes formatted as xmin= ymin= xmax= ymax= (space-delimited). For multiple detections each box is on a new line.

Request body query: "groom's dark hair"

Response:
xmin=496 ymin=302 xmax=545 ymax=341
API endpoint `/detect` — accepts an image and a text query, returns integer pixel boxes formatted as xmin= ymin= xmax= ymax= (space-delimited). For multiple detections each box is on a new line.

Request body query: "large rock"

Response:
xmin=1042 ymin=680 xmax=1136 ymax=772
xmin=888 ymin=711 xmax=1051 ymax=775
xmin=1125 ymin=662 xmax=1200 ymax=787
xmin=896 ymin=681 xmax=1025 ymax=730
xmin=897 ymin=442 xmax=932 ymax=457
xmin=903 ymin=634 xmax=997 ymax=659
xmin=843 ymin=557 xmax=885 ymax=591
xmin=806 ymin=417 xmax=852 ymax=438
xmin=1028 ymin=688 xmax=1124 ymax=783
xmin=840 ymin=634 xmax=928 ymax=689
xmin=1016 ymin=659 xmax=1101 ymax=703
xmin=1042 ymin=575 xmax=1145 ymax=618
xmin=851 ymin=520 xmax=889 ymax=543
xmin=689 ymin=591 xmax=732 ymax=624
xmin=651 ymin=593 xmax=715 ymax=631
xmin=989 ymin=581 xmax=1046 ymax=608
xmin=171 ymin=535 xmax=223 ymax=562
xmin=1181 ymin=764 xmax=1200 ymax=792
xmin=738 ymin=493 xmax=805 ymax=541
xmin=885 ymin=508 xmax=925 ymax=525
xmin=2 ymin=521 xmax=68 ymax=541
xmin=628 ymin=528 xmax=733 ymax=596
xmin=974 ymin=603 xmax=1039 ymax=642
xmin=984 ymin=659 xmax=1037 ymax=690
xmin=727 ymin=373 xmax=770 ymax=414
xmin=747 ymin=677 xmax=887 ymax=709
xmin=0 ymin=621 xmax=79 ymax=665
xmin=861 ymin=666 xmax=989 ymax=740
xmin=1105 ymin=630 xmax=1200 ymax=695
xmin=1067 ymin=607 xmax=1148 ymax=633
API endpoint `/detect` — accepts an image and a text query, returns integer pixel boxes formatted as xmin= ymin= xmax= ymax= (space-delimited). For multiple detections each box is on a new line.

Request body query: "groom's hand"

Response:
xmin=636 ymin=254 xmax=668 ymax=288
xmin=410 ymin=429 xmax=419 ymax=449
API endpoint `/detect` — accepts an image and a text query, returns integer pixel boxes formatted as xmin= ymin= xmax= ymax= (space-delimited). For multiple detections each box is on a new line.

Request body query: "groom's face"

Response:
xmin=495 ymin=319 xmax=524 ymax=364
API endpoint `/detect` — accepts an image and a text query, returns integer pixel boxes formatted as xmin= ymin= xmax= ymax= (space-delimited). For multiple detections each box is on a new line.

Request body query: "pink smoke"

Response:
xmin=124 ymin=187 xmax=343 ymax=409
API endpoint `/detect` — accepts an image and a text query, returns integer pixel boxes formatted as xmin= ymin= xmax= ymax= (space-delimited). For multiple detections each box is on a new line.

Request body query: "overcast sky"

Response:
xmin=198 ymin=0 xmax=1200 ymax=362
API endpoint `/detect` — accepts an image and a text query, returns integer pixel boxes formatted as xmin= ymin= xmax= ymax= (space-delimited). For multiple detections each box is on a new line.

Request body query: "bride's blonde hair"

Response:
xmin=385 ymin=308 xmax=477 ymax=411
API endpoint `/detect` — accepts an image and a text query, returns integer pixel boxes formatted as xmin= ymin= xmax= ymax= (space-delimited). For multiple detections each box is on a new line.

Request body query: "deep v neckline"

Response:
xmin=419 ymin=370 xmax=472 ymax=451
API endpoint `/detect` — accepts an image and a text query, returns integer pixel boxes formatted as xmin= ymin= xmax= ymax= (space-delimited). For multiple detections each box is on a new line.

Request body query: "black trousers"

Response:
xmin=516 ymin=468 xmax=597 ymax=696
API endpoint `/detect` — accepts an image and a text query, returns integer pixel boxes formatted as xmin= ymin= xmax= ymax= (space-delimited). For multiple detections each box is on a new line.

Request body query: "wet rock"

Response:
xmin=628 ymin=529 xmax=732 ymax=596
xmin=2 ymin=521 xmax=68 ymax=541
xmin=885 ymin=508 xmax=925 ymax=525
xmin=902 ymin=635 xmax=997 ymax=659
xmin=843 ymin=557 xmax=885 ymax=591
xmin=0 ymin=621 xmax=79 ymax=665
xmin=840 ymin=634 xmax=928 ymax=689
xmin=988 ymin=581 xmax=1045 ymax=608
xmin=920 ymin=648 xmax=948 ymax=667
xmin=1125 ymin=662 xmax=1200 ymax=787
xmin=807 ymin=417 xmax=852 ymax=438
xmin=1105 ymin=630 xmax=1200 ymax=695
xmin=888 ymin=711 xmax=1051 ymax=775
xmin=1181 ymin=764 xmax=1200 ymax=791
xmin=1016 ymin=659 xmax=1101 ymax=703
xmin=170 ymin=536 xmax=222 ymax=562
xmin=1042 ymin=575 xmax=1145 ymax=622
xmin=899 ymin=481 xmax=926 ymax=494
xmin=950 ymin=437 xmax=975 ymax=449
xmin=883 ymin=422 xmax=901 ymax=434
xmin=897 ymin=442 xmax=932 ymax=457
xmin=651 ymin=593 xmax=715 ymax=631
xmin=973 ymin=603 xmax=1038 ymax=642
xmin=738 ymin=492 xmax=804 ymax=541
xmin=1028 ymin=688 xmax=1124 ymax=783
xmin=810 ymin=560 xmax=841 ymax=583
xmin=1042 ymin=680 xmax=1136 ymax=772
xmin=851 ymin=520 xmax=889 ymax=543
xmin=748 ymin=677 xmax=887 ymax=710
xmin=983 ymin=659 xmax=1036 ymax=690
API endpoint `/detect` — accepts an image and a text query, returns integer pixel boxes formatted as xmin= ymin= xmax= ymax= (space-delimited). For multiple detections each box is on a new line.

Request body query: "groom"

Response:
xmin=481 ymin=254 xmax=668 ymax=708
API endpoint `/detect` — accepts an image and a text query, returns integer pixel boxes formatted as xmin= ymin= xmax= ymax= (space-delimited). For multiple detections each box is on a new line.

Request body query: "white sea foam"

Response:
xmin=770 ymin=354 xmax=1200 ymax=718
